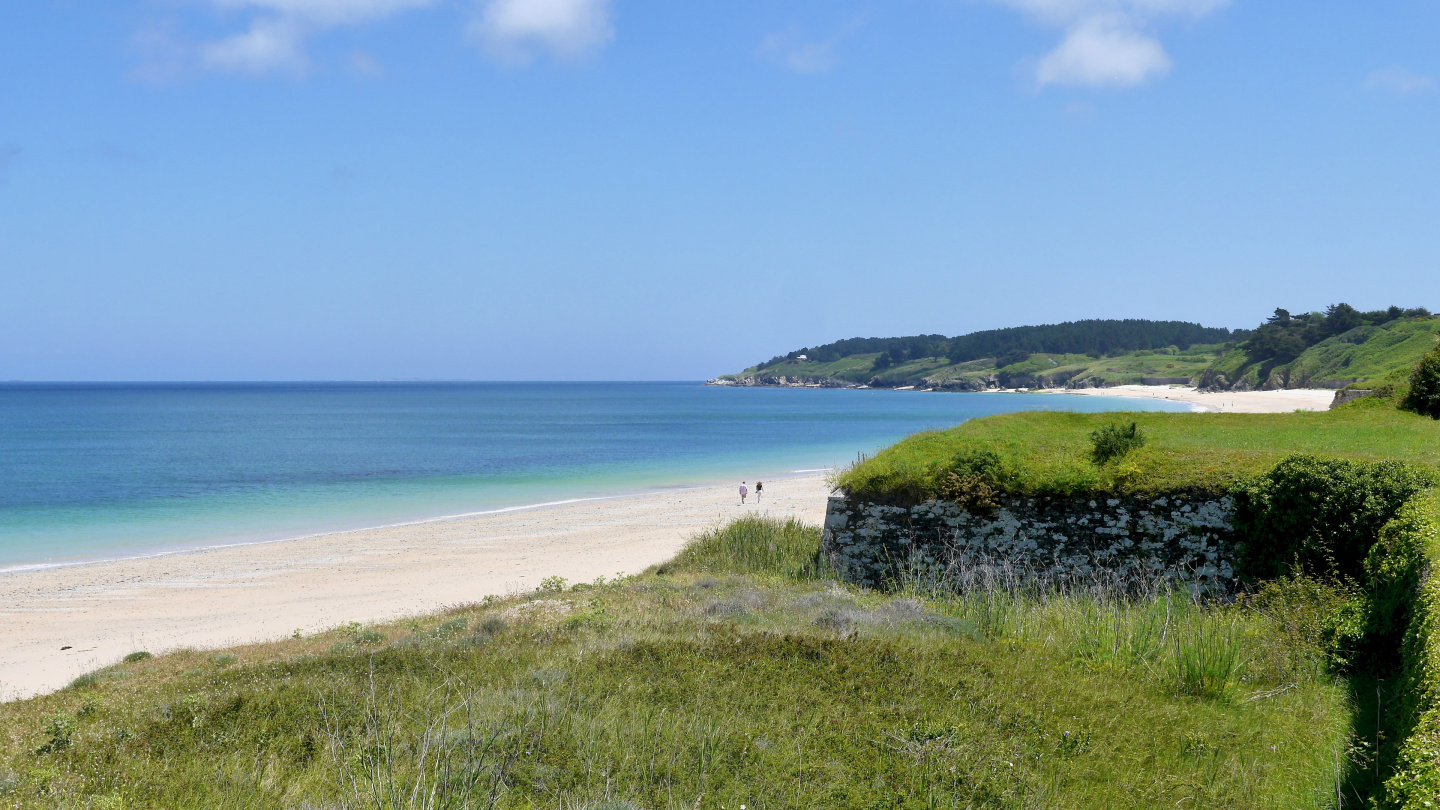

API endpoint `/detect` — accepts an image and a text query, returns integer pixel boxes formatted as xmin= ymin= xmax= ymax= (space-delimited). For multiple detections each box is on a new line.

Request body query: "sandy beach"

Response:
xmin=1047 ymin=384 xmax=1337 ymax=413
xmin=0 ymin=474 xmax=831 ymax=701
xmin=0 ymin=385 xmax=1340 ymax=702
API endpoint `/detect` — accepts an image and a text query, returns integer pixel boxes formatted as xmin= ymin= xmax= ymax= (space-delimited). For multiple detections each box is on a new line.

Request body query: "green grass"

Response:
xmin=0 ymin=518 xmax=1351 ymax=809
xmin=1203 ymin=317 xmax=1440 ymax=391
xmin=657 ymin=515 xmax=821 ymax=579
xmin=836 ymin=398 xmax=1440 ymax=501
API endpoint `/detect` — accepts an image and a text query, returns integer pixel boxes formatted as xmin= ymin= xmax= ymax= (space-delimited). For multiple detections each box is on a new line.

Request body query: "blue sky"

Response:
xmin=1 ymin=1 xmax=1437 ymax=380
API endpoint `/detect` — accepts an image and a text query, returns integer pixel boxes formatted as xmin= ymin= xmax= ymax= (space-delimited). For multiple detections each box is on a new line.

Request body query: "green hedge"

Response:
xmin=1232 ymin=455 xmax=1432 ymax=586
xmin=1366 ymin=492 xmax=1440 ymax=808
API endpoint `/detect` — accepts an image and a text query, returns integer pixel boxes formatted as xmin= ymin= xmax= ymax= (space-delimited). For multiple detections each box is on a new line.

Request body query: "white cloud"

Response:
xmin=197 ymin=0 xmax=435 ymax=75
xmin=208 ymin=0 xmax=436 ymax=28
xmin=202 ymin=17 xmax=308 ymax=75
xmin=759 ymin=17 xmax=864 ymax=76
xmin=989 ymin=0 xmax=1228 ymax=88
xmin=1035 ymin=18 xmax=1170 ymax=86
xmin=760 ymin=29 xmax=840 ymax=75
xmin=1365 ymin=67 xmax=1435 ymax=97
xmin=468 ymin=0 xmax=613 ymax=65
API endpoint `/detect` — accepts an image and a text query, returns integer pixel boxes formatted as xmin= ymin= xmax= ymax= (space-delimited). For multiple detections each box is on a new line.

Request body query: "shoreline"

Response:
xmin=1039 ymin=384 xmax=1336 ymax=413
xmin=1 ymin=385 xmax=1335 ymax=702
xmin=0 ymin=468 xmax=830 ymax=576
xmin=0 ymin=472 xmax=833 ymax=702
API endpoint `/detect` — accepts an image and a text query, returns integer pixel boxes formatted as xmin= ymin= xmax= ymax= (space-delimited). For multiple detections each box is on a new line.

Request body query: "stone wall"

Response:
xmin=821 ymin=492 xmax=1237 ymax=593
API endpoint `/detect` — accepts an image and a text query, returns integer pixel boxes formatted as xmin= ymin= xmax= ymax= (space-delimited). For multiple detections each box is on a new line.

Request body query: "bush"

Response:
xmin=33 ymin=715 xmax=74 ymax=755
xmin=1245 ymin=573 xmax=1366 ymax=673
xmin=936 ymin=449 xmax=1004 ymax=510
xmin=1401 ymin=344 xmax=1440 ymax=419
xmin=123 ymin=651 xmax=152 ymax=663
xmin=1090 ymin=422 xmax=1146 ymax=465
xmin=1232 ymin=455 xmax=1433 ymax=583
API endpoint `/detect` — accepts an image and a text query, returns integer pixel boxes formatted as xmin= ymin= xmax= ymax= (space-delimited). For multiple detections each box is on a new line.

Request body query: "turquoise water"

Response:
xmin=0 ymin=382 xmax=1189 ymax=568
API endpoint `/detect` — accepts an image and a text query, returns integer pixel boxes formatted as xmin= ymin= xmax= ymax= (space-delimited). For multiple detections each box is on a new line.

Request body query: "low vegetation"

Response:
xmin=0 ymin=512 xmax=1358 ymax=809
xmin=834 ymin=398 xmax=1440 ymax=502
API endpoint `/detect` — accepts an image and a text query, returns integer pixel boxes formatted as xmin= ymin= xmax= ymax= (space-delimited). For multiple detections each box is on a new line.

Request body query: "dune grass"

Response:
xmin=835 ymin=398 xmax=1440 ymax=501
xmin=0 ymin=517 xmax=1354 ymax=809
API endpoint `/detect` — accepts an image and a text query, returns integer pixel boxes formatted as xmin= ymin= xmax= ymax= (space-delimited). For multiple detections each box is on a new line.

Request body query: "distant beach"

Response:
xmin=1045 ymin=384 xmax=1337 ymax=413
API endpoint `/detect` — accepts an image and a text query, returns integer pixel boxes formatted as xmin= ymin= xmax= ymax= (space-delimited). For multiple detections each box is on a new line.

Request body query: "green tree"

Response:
xmin=1401 ymin=344 xmax=1440 ymax=419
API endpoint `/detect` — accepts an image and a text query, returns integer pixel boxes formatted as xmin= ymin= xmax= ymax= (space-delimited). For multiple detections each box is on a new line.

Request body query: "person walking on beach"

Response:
xmin=755 ymin=481 xmax=763 ymax=503
xmin=739 ymin=482 xmax=748 ymax=505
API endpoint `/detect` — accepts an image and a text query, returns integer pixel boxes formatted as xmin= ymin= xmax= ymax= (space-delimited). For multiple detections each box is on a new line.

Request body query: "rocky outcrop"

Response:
xmin=1330 ymin=389 xmax=1375 ymax=409
xmin=707 ymin=376 xmax=860 ymax=389
xmin=822 ymin=492 xmax=1236 ymax=594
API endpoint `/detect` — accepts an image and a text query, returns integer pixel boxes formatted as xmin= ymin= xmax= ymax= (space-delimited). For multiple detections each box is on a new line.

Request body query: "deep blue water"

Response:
xmin=0 ymin=382 xmax=1189 ymax=568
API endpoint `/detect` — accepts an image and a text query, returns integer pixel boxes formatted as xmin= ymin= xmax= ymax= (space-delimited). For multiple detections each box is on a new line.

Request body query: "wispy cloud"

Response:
xmin=990 ymin=0 xmax=1228 ymax=88
xmin=347 ymin=50 xmax=386 ymax=77
xmin=760 ymin=18 xmax=864 ymax=75
xmin=1365 ymin=67 xmax=1435 ymax=97
xmin=467 ymin=0 xmax=614 ymax=66
xmin=194 ymin=0 xmax=436 ymax=76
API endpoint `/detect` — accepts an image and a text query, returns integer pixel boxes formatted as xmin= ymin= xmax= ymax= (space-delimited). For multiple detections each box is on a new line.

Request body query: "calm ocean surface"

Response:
xmin=0 ymin=382 xmax=1190 ymax=568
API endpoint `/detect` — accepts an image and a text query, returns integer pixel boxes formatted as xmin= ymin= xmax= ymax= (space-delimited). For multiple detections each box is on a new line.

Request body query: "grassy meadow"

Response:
xmin=0 ymin=516 xmax=1354 ymax=809
xmin=835 ymin=398 xmax=1440 ymax=501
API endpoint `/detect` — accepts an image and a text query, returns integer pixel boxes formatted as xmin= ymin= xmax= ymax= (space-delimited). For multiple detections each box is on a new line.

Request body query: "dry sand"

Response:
xmin=0 ymin=474 xmax=832 ymax=701
xmin=1046 ymin=384 xmax=1337 ymax=413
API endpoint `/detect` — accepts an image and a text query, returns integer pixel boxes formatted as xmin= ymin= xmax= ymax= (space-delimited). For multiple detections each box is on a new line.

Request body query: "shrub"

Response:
xmin=123 ymin=651 xmax=152 ymax=663
xmin=936 ymin=449 xmax=1004 ymax=510
xmin=1245 ymin=573 xmax=1366 ymax=673
xmin=1232 ymin=455 xmax=1433 ymax=584
xmin=1089 ymin=422 xmax=1146 ymax=465
xmin=33 ymin=715 xmax=74 ymax=755
xmin=1401 ymin=344 xmax=1440 ymax=419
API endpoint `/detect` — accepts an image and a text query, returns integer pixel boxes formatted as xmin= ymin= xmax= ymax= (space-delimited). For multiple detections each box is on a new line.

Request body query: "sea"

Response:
xmin=0 ymin=382 xmax=1190 ymax=570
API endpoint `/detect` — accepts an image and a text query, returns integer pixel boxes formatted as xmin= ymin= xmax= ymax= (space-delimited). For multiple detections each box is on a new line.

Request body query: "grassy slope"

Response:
xmin=724 ymin=347 xmax=1226 ymax=389
xmin=1204 ymin=317 xmax=1440 ymax=391
xmin=0 ymin=518 xmax=1349 ymax=809
xmin=837 ymin=398 xmax=1440 ymax=501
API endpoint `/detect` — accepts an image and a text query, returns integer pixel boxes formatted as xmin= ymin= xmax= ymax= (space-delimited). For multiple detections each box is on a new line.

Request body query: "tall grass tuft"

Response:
xmin=662 ymin=515 xmax=822 ymax=579
xmin=1169 ymin=617 xmax=1246 ymax=698
xmin=896 ymin=554 xmax=1252 ymax=699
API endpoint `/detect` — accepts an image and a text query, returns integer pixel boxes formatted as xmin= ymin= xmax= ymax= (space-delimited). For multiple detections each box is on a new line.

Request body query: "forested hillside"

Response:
xmin=716 ymin=306 xmax=1438 ymax=391
xmin=1199 ymin=305 xmax=1436 ymax=391
xmin=757 ymin=320 xmax=1236 ymax=372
